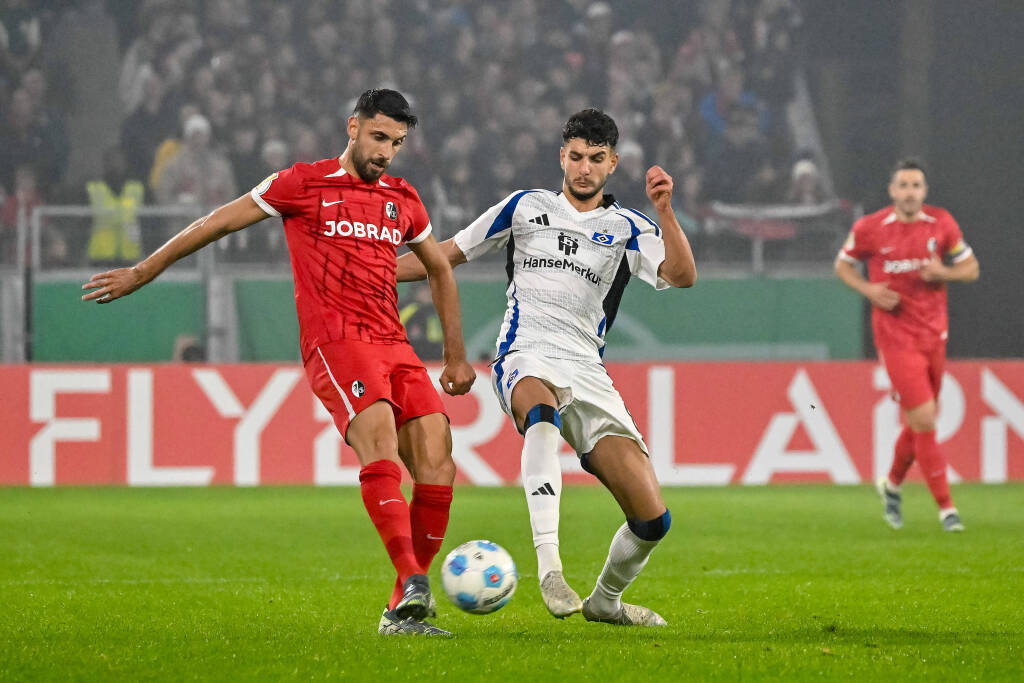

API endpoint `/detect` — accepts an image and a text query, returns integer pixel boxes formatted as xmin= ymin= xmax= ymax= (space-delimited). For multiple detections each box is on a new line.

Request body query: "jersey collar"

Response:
xmin=556 ymin=191 xmax=617 ymax=216
xmin=883 ymin=209 xmax=936 ymax=224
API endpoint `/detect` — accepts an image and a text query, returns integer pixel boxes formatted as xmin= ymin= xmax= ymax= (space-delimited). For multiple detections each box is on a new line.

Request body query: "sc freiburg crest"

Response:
xmin=385 ymin=201 xmax=398 ymax=220
xmin=351 ymin=380 xmax=365 ymax=398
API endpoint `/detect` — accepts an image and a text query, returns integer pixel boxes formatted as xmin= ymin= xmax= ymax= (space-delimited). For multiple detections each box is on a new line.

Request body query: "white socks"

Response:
xmin=587 ymin=523 xmax=660 ymax=615
xmin=521 ymin=420 xmax=563 ymax=581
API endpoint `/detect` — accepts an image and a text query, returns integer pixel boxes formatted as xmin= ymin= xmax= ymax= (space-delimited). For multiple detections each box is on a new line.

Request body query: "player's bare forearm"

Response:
xmin=82 ymin=194 xmax=268 ymax=303
xmin=923 ymin=254 xmax=980 ymax=283
xmin=656 ymin=207 xmax=697 ymax=288
xmin=835 ymin=257 xmax=900 ymax=310
xmin=396 ymin=237 xmax=466 ymax=282
xmin=950 ymin=255 xmax=979 ymax=282
xmin=409 ymin=236 xmax=475 ymax=394
xmin=835 ymin=257 xmax=869 ymax=295
xmin=646 ymin=165 xmax=696 ymax=288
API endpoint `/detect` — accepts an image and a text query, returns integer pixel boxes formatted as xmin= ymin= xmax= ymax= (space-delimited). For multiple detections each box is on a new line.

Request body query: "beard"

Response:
xmin=564 ymin=175 xmax=606 ymax=202
xmin=352 ymin=146 xmax=389 ymax=182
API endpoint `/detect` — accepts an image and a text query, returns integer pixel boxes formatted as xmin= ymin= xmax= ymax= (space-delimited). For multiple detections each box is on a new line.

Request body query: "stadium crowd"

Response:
xmin=1 ymin=0 xmax=823 ymax=265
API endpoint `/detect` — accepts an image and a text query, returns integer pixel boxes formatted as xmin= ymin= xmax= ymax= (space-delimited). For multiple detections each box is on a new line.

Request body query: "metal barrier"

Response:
xmin=0 ymin=201 xmax=859 ymax=362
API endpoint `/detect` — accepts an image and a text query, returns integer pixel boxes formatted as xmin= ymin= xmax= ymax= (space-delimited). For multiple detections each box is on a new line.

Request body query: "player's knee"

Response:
xmin=907 ymin=412 xmax=937 ymax=433
xmin=628 ymin=509 xmax=671 ymax=542
xmin=520 ymin=403 xmax=561 ymax=435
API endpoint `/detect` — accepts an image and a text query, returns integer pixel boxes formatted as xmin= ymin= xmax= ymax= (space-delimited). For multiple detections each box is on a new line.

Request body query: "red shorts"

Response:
xmin=304 ymin=338 xmax=447 ymax=438
xmin=879 ymin=344 xmax=946 ymax=410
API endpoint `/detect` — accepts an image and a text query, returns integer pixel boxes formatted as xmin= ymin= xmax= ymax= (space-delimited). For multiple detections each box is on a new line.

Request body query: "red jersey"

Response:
xmin=250 ymin=157 xmax=433 ymax=362
xmin=839 ymin=204 xmax=973 ymax=351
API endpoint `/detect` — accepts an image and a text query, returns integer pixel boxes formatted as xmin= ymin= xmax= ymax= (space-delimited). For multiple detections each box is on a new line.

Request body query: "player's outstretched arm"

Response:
xmin=647 ymin=165 xmax=697 ymax=288
xmin=82 ymin=194 xmax=269 ymax=304
xmin=407 ymin=234 xmax=476 ymax=395
xmin=396 ymin=237 xmax=467 ymax=282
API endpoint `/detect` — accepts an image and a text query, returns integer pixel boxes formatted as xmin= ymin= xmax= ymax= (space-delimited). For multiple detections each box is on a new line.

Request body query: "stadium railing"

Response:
xmin=3 ymin=201 xmax=860 ymax=362
xmin=700 ymin=200 xmax=861 ymax=276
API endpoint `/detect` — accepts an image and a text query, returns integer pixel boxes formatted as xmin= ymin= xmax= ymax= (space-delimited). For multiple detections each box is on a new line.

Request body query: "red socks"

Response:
xmin=359 ymin=460 xmax=421 ymax=608
xmin=912 ymin=430 xmax=953 ymax=509
xmin=410 ymin=483 xmax=454 ymax=572
xmin=359 ymin=462 xmax=454 ymax=610
xmin=887 ymin=426 xmax=916 ymax=486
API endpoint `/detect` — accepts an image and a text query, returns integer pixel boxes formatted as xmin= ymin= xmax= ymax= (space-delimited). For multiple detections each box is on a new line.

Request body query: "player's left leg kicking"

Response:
xmin=579 ymin=434 xmax=669 ymax=627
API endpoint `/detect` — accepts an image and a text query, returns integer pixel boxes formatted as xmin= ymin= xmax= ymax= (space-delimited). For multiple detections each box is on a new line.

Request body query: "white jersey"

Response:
xmin=454 ymin=189 xmax=669 ymax=362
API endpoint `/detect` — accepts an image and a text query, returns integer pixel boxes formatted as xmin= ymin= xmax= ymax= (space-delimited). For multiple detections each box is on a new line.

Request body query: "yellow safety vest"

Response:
xmin=399 ymin=302 xmax=443 ymax=343
xmin=86 ymin=180 xmax=144 ymax=261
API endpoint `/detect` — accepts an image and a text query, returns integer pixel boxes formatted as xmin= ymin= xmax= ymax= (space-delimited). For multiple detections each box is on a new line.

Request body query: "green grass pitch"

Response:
xmin=2 ymin=484 xmax=1022 ymax=681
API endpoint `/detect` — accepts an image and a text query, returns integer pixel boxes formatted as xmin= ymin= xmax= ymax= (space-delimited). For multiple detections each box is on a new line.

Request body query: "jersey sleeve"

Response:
xmin=250 ymin=165 xmax=306 ymax=217
xmin=403 ymin=189 xmax=433 ymax=244
xmin=940 ymin=213 xmax=973 ymax=263
xmin=838 ymin=217 xmax=873 ymax=263
xmin=623 ymin=209 xmax=669 ymax=290
xmin=453 ymin=191 xmax=527 ymax=261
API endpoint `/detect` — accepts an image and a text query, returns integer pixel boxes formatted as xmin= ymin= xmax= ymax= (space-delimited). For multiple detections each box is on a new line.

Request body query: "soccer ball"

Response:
xmin=440 ymin=540 xmax=518 ymax=614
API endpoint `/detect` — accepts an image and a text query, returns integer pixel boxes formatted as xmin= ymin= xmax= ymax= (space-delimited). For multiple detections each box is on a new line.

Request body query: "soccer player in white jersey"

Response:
xmin=397 ymin=109 xmax=696 ymax=625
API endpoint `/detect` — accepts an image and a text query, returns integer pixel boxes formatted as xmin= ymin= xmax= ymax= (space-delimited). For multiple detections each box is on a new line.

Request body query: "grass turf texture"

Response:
xmin=2 ymin=484 xmax=1022 ymax=681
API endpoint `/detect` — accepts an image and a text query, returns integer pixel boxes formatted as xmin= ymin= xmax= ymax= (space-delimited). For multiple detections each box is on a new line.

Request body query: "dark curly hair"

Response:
xmin=562 ymin=108 xmax=618 ymax=148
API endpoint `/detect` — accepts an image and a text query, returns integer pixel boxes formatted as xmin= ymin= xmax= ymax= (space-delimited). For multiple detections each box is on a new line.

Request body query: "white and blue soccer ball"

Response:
xmin=440 ymin=540 xmax=518 ymax=614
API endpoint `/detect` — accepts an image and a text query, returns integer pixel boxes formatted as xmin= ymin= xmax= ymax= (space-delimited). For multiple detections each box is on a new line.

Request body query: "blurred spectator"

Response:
xmin=612 ymin=139 xmax=649 ymax=210
xmin=704 ymin=105 xmax=775 ymax=203
xmin=229 ymin=122 xmax=264 ymax=192
xmin=698 ymin=65 xmax=768 ymax=141
xmin=0 ymin=87 xmax=67 ymax=194
xmin=156 ymin=114 xmax=237 ymax=208
xmin=784 ymin=158 xmax=829 ymax=205
xmin=677 ymin=169 xmax=707 ymax=234
xmin=0 ymin=0 xmax=43 ymax=75
xmin=85 ymin=147 xmax=145 ymax=265
xmin=398 ymin=282 xmax=443 ymax=361
xmin=0 ymin=165 xmax=66 ymax=266
xmin=121 ymin=71 xmax=179 ymax=182
xmin=172 ymin=333 xmax=206 ymax=362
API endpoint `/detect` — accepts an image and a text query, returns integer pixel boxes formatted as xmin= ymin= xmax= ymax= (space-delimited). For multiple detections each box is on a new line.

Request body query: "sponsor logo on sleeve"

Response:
xmin=255 ymin=172 xmax=278 ymax=195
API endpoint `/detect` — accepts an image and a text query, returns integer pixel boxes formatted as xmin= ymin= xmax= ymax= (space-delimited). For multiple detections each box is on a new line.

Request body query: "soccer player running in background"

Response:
xmin=82 ymin=89 xmax=476 ymax=636
xmin=835 ymin=158 xmax=979 ymax=532
xmin=397 ymin=109 xmax=697 ymax=625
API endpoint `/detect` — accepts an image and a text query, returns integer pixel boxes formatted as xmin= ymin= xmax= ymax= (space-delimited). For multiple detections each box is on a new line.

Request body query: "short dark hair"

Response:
xmin=353 ymin=88 xmax=418 ymax=128
xmin=562 ymin=108 xmax=618 ymax=149
xmin=891 ymin=157 xmax=927 ymax=180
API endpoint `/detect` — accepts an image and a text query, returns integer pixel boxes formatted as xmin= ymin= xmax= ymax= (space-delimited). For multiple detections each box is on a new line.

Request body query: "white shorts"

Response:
xmin=490 ymin=351 xmax=649 ymax=456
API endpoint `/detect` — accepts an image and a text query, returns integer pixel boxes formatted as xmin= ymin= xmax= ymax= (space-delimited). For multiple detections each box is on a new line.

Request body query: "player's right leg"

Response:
xmin=507 ymin=374 xmax=582 ymax=618
xmin=397 ymin=411 xmax=455 ymax=618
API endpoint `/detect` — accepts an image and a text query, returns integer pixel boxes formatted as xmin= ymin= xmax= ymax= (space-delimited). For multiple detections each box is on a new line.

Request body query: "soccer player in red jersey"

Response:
xmin=83 ymin=89 xmax=476 ymax=635
xmin=835 ymin=159 xmax=979 ymax=532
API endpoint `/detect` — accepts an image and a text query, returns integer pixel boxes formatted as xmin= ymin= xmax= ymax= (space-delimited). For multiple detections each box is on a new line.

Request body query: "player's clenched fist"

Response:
xmin=645 ymin=165 xmax=674 ymax=210
xmin=439 ymin=359 xmax=476 ymax=396
xmin=81 ymin=266 xmax=147 ymax=304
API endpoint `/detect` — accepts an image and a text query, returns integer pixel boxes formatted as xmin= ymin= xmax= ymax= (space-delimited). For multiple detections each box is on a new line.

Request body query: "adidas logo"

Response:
xmin=530 ymin=482 xmax=556 ymax=496
xmin=528 ymin=214 xmax=551 ymax=226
